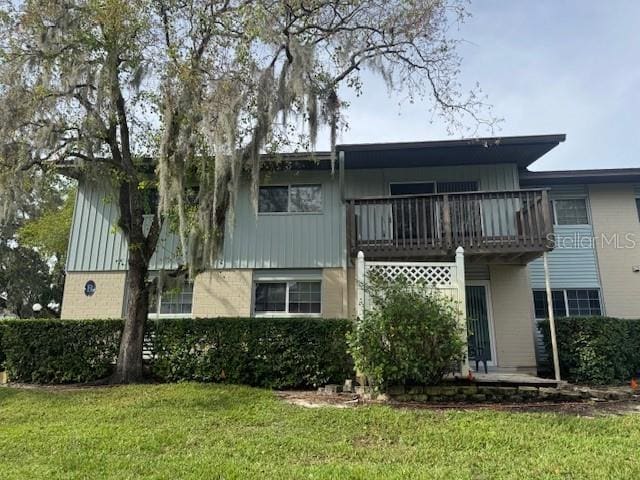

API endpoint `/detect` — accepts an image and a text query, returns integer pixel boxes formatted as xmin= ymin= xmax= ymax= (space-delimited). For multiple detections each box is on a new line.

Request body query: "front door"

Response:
xmin=465 ymin=282 xmax=496 ymax=366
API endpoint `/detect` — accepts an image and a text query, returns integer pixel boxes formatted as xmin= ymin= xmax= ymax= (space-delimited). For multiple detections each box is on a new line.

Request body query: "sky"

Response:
xmin=327 ymin=1 xmax=640 ymax=171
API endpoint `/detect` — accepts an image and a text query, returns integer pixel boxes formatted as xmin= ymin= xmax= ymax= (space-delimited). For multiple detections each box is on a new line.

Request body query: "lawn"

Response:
xmin=0 ymin=384 xmax=638 ymax=479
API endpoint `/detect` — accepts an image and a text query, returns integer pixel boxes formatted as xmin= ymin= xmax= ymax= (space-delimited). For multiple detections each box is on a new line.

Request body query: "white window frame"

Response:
xmin=148 ymin=279 xmax=194 ymax=319
xmin=252 ymin=274 xmax=322 ymax=317
xmin=532 ymin=288 xmax=603 ymax=319
xmin=257 ymin=184 xmax=323 ymax=215
xmin=552 ymin=198 xmax=590 ymax=226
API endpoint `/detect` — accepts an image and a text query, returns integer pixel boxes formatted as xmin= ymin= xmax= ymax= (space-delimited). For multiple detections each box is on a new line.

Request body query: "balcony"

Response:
xmin=346 ymin=189 xmax=554 ymax=263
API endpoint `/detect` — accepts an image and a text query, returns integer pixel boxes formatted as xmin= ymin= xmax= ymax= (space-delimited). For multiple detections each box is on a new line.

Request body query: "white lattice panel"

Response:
xmin=365 ymin=262 xmax=455 ymax=287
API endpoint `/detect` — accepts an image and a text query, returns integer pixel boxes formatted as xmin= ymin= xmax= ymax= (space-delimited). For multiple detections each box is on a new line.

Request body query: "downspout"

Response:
xmin=543 ymin=252 xmax=562 ymax=381
xmin=339 ymin=150 xmax=350 ymax=317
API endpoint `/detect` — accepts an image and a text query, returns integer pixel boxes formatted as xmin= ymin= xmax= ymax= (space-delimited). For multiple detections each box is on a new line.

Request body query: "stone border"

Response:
xmin=320 ymin=383 xmax=638 ymax=403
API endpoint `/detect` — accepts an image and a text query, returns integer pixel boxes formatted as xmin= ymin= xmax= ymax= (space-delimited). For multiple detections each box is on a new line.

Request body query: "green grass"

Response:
xmin=0 ymin=384 xmax=638 ymax=479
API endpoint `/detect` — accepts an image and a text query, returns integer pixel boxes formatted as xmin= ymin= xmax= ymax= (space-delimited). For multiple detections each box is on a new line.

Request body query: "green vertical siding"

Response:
xmin=67 ymin=170 xmax=344 ymax=271
xmin=344 ymin=163 xmax=519 ymax=197
xmin=214 ymin=170 xmax=345 ymax=269
xmin=67 ymin=164 xmax=521 ymax=272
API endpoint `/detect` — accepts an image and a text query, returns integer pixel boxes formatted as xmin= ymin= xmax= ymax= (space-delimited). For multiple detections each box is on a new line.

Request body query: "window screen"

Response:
xmin=290 ymin=185 xmax=322 ymax=212
xmin=532 ymin=289 xmax=602 ymax=318
xmin=288 ymin=281 xmax=321 ymax=313
xmin=254 ymin=282 xmax=287 ymax=312
xmin=554 ymin=199 xmax=589 ymax=225
xmin=254 ymin=280 xmax=321 ymax=314
xmin=149 ymin=280 xmax=193 ymax=315
xmin=258 ymin=186 xmax=289 ymax=212
xmin=258 ymin=185 xmax=322 ymax=213
xmin=533 ymin=290 xmax=566 ymax=319
xmin=566 ymin=289 xmax=602 ymax=316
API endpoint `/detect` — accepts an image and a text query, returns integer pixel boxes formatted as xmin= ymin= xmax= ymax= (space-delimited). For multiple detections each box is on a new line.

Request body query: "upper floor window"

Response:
xmin=258 ymin=184 xmax=322 ymax=213
xmin=553 ymin=199 xmax=589 ymax=225
xmin=532 ymin=288 xmax=602 ymax=319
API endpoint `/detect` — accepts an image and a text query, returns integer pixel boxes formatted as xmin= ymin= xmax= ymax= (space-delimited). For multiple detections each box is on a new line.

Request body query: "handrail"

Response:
xmin=346 ymin=188 xmax=550 ymax=203
xmin=346 ymin=188 xmax=554 ymax=259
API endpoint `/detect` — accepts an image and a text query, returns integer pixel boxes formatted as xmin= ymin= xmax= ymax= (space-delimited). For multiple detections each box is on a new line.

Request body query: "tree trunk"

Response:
xmin=112 ymin=249 xmax=149 ymax=383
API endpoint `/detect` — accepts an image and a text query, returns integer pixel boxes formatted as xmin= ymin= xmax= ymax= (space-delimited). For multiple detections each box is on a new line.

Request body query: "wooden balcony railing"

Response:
xmin=346 ymin=189 xmax=554 ymax=261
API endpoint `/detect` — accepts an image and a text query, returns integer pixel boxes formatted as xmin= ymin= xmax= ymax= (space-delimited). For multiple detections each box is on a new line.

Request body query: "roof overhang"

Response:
xmin=338 ymin=134 xmax=566 ymax=170
xmin=258 ymin=134 xmax=567 ymax=171
xmin=520 ymin=168 xmax=640 ymax=186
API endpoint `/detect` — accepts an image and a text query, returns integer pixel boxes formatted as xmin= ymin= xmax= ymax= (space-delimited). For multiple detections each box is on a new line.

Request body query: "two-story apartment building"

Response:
xmin=60 ymin=134 xmax=640 ymax=374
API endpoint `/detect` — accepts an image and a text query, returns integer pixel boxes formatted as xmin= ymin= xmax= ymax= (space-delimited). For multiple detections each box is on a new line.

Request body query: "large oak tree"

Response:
xmin=0 ymin=0 xmax=491 ymax=382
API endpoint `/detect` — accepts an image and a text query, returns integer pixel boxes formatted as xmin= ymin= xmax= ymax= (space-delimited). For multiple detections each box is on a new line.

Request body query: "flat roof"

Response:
xmin=260 ymin=134 xmax=567 ymax=170
xmin=520 ymin=168 xmax=640 ymax=186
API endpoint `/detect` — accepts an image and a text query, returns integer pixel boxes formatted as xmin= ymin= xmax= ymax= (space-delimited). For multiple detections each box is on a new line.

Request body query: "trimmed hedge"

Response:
xmin=2 ymin=319 xmax=123 ymax=383
xmin=150 ymin=317 xmax=353 ymax=388
xmin=539 ymin=316 xmax=640 ymax=385
xmin=0 ymin=320 xmax=7 ymax=372
xmin=0 ymin=317 xmax=353 ymax=387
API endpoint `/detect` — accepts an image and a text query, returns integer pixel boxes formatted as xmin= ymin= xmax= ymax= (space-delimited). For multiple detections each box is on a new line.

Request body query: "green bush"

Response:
xmin=150 ymin=317 xmax=353 ymax=388
xmin=0 ymin=320 xmax=7 ymax=372
xmin=2 ymin=319 xmax=123 ymax=383
xmin=539 ymin=316 xmax=640 ymax=385
xmin=1 ymin=317 xmax=353 ymax=387
xmin=348 ymin=275 xmax=466 ymax=389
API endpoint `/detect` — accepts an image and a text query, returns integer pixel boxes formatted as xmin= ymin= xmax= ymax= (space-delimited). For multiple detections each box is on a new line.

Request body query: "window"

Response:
xmin=566 ymin=289 xmax=602 ymax=316
xmin=553 ymin=199 xmax=589 ymax=225
xmin=258 ymin=184 xmax=322 ymax=213
xmin=259 ymin=186 xmax=289 ymax=213
xmin=290 ymin=185 xmax=322 ymax=212
xmin=532 ymin=289 xmax=602 ymax=319
xmin=635 ymin=198 xmax=640 ymax=222
xmin=254 ymin=280 xmax=321 ymax=315
xmin=149 ymin=279 xmax=193 ymax=316
xmin=533 ymin=290 xmax=566 ymax=319
xmin=254 ymin=282 xmax=287 ymax=312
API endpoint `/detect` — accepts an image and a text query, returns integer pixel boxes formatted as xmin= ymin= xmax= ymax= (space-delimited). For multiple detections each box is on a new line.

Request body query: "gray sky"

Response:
xmin=333 ymin=1 xmax=640 ymax=171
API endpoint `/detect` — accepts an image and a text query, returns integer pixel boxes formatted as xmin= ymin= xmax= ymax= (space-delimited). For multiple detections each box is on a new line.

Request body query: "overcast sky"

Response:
xmin=330 ymin=1 xmax=640 ymax=171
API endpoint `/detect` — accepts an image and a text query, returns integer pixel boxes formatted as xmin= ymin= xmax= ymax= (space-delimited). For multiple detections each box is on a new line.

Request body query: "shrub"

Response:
xmin=348 ymin=275 xmax=466 ymax=389
xmin=0 ymin=320 xmax=7 ymax=372
xmin=150 ymin=317 xmax=353 ymax=388
xmin=2 ymin=319 xmax=123 ymax=383
xmin=0 ymin=317 xmax=352 ymax=387
xmin=539 ymin=316 xmax=640 ymax=385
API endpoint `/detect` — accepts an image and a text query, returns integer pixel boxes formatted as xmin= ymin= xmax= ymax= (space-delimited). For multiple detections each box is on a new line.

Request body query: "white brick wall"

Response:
xmin=489 ymin=264 xmax=537 ymax=372
xmin=61 ymin=272 xmax=126 ymax=319
xmin=192 ymin=270 xmax=253 ymax=317
xmin=589 ymin=184 xmax=640 ymax=318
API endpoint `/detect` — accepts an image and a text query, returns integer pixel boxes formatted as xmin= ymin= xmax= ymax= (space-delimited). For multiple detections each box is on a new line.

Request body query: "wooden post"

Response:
xmin=356 ymin=251 xmax=365 ymax=320
xmin=338 ymin=150 xmax=345 ymax=201
xmin=456 ymin=246 xmax=470 ymax=377
xmin=543 ymin=252 xmax=561 ymax=382
xmin=443 ymin=194 xmax=452 ymax=249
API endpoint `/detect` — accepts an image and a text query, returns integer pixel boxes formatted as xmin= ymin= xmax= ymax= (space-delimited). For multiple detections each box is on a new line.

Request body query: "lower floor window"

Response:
xmin=150 ymin=278 xmax=193 ymax=316
xmin=533 ymin=288 xmax=602 ymax=318
xmin=254 ymin=281 xmax=321 ymax=315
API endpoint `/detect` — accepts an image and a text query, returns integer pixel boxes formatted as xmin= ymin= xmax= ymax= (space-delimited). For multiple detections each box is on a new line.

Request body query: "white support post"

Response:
xmin=455 ymin=247 xmax=470 ymax=377
xmin=356 ymin=251 xmax=365 ymax=320
xmin=543 ymin=252 xmax=562 ymax=382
